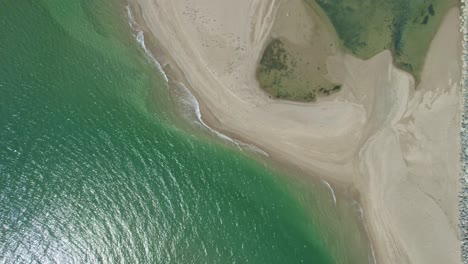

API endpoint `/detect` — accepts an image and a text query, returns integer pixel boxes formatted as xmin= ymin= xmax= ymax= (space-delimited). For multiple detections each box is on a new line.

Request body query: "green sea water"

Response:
xmin=0 ymin=1 xmax=371 ymax=263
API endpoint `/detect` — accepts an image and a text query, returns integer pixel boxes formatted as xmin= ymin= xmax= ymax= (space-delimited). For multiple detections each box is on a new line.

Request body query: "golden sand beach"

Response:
xmin=128 ymin=0 xmax=462 ymax=263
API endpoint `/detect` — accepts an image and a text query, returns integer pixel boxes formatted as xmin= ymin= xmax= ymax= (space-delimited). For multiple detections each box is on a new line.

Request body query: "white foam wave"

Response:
xmin=369 ymin=240 xmax=377 ymax=264
xmin=178 ymin=82 xmax=269 ymax=156
xmin=321 ymin=179 xmax=337 ymax=205
xmin=126 ymin=5 xmax=168 ymax=82
xmin=352 ymin=200 xmax=377 ymax=264
xmin=184 ymin=83 xmax=235 ymax=143
xmin=242 ymin=144 xmax=269 ymax=157
xmin=125 ymin=5 xmax=267 ymax=157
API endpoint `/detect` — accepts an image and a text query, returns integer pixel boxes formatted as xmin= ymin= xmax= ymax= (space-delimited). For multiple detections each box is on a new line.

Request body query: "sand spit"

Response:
xmin=126 ymin=5 xmax=270 ymax=157
xmin=129 ymin=0 xmax=462 ymax=263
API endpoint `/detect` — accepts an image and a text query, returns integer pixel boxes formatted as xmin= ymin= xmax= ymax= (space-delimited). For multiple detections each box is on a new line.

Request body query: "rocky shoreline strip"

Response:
xmin=461 ymin=1 xmax=468 ymax=263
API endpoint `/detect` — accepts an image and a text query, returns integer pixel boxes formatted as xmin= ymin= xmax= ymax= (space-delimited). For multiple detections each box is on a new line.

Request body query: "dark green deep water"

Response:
xmin=0 ymin=1 xmax=371 ymax=263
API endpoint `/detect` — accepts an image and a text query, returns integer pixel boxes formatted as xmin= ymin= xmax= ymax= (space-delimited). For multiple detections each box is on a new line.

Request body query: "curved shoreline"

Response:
xmin=125 ymin=2 xmax=374 ymax=262
xmin=127 ymin=0 xmax=463 ymax=263
xmin=126 ymin=4 xmax=270 ymax=158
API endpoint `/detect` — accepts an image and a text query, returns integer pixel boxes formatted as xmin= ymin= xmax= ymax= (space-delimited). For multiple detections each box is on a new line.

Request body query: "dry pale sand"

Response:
xmin=130 ymin=0 xmax=462 ymax=263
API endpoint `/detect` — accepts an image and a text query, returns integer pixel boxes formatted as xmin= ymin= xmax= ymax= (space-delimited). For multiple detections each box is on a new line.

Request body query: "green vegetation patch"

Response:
xmin=311 ymin=0 xmax=458 ymax=81
xmin=257 ymin=38 xmax=341 ymax=102
xmin=260 ymin=38 xmax=290 ymax=73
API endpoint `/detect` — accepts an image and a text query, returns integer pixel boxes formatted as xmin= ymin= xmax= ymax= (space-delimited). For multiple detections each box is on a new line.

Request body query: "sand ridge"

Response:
xmin=130 ymin=0 xmax=462 ymax=263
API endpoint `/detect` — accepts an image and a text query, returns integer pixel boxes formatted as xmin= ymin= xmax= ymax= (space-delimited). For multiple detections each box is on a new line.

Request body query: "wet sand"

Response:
xmin=128 ymin=0 xmax=462 ymax=263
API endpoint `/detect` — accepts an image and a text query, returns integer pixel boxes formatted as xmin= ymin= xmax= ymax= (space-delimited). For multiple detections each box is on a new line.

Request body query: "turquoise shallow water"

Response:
xmin=0 ymin=1 xmax=371 ymax=263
